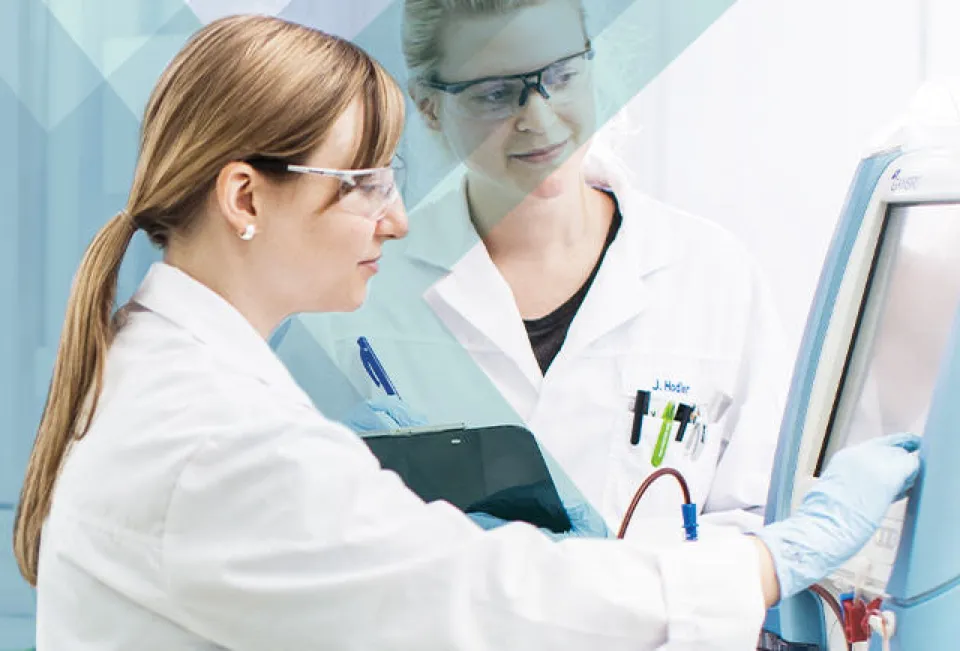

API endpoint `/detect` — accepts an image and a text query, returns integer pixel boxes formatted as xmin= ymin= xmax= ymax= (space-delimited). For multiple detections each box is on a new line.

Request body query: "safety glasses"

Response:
xmin=246 ymin=156 xmax=405 ymax=223
xmin=426 ymin=44 xmax=595 ymax=121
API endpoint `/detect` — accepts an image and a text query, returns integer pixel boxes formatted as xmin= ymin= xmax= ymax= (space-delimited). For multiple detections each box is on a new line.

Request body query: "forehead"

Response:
xmin=305 ymin=98 xmax=364 ymax=169
xmin=435 ymin=1 xmax=585 ymax=83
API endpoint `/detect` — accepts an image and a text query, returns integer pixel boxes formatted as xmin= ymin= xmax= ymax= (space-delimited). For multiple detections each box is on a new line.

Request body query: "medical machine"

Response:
xmin=760 ymin=83 xmax=960 ymax=650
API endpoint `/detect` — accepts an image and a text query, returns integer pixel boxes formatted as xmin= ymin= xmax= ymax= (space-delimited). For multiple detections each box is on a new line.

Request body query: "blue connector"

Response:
xmin=682 ymin=503 xmax=699 ymax=541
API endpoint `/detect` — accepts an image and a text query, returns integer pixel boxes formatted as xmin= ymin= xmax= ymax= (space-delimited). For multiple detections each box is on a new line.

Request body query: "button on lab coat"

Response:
xmin=275 ymin=153 xmax=792 ymax=536
xmin=37 ymin=262 xmax=768 ymax=649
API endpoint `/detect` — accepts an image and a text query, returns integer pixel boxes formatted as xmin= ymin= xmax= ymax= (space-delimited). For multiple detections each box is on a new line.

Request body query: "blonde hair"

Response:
xmin=402 ymin=0 xmax=587 ymax=87
xmin=13 ymin=14 xmax=405 ymax=586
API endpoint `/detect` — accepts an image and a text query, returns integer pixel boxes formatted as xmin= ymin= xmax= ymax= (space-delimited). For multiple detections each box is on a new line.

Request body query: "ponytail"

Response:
xmin=13 ymin=210 xmax=138 ymax=586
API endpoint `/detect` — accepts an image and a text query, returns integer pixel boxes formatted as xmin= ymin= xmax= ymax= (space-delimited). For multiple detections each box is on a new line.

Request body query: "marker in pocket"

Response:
xmin=674 ymin=403 xmax=694 ymax=442
xmin=629 ymin=395 xmax=697 ymax=448
xmin=650 ymin=401 xmax=677 ymax=467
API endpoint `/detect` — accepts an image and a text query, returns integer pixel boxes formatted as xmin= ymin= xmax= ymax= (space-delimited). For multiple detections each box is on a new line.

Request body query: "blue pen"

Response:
xmin=357 ymin=336 xmax=400 ymax=398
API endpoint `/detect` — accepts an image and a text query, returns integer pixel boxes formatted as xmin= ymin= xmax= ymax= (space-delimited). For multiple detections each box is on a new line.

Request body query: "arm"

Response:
xmin=754 ymin=538 xmax=782 ymax=608
xmin=161 ymin=410 xmax=768 ymax=650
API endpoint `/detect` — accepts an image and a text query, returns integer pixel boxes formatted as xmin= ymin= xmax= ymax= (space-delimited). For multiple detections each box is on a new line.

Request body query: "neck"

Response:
xmin=164 ymin=231 xmax=281 ymax=340
xmin=467 ymin=173 xmax=605 ymax=262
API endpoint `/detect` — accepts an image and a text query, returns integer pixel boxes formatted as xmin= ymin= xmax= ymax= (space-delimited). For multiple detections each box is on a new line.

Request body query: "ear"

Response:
xmin=409 ymin=81 xmax=443 ymax=132
xmin=214 ymin=161 xmax=260 ymax=238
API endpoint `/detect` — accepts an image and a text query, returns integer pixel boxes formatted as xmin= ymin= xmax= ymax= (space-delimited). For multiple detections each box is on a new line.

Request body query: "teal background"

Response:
xmin=0 ymin=1 xmax=736 ymax=646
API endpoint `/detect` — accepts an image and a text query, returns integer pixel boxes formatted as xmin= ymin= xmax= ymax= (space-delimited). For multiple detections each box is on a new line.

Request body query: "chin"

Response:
xmin=517 ymin=153 xmax=584 ymax=198
xmin=307 ymin=287 xmax=368 ymax=314
xmin=344 ymin=285 xmax=369 ymax=312
xmin=523 ymin=165 xmax=579 ymax=200
xmin=528 ymin=174 xmax=568 ymax=199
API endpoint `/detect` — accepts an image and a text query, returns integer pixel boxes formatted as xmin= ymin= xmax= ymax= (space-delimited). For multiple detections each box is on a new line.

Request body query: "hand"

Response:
xmin=539 ymin=445 xmax=611 ymax=539
xmin=465 ymin=489 xmax=611 ymax=540
xmin=755 ymin=433 xmax=921 ymax=601
xmin=342 ymin=395 xmax=429 ymax=433
xmin=541 ymin=498 xmax=611 ymax=540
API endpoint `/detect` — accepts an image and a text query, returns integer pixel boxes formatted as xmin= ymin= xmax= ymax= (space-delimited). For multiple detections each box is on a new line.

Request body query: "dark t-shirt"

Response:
xmin=523 ymin=192 xmax=623 ymax=374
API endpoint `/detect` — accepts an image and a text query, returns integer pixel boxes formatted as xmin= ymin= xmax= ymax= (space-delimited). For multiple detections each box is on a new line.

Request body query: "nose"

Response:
xmin=376 ymin=197 xmax=409 ymax=240
xmin=515 ymin=92 xmax=558 ymax=133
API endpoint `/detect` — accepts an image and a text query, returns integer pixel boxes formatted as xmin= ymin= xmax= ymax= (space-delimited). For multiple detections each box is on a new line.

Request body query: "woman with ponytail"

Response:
xmin=13 ymin=207 xmax=138 ymax=583
xmin=13 ymin=13 xmax=921 ymax=651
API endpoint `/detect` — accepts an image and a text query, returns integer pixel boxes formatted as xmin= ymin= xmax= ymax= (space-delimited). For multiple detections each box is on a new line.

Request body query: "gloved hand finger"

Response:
xmin=565 ymin=502 xmax=612 ymax=539
xmin=368 ymin=403 xmax=406 ymax=428
xmin=869 ymin=432 xmax=922 ymax=453
xmin=342 ymin=407 xmax=396 ymax=433
xmin=367 ymin=395 xmax=429 ymax=428
xmin=858 ymin=433 xmax=922 ymax=501
xmin=892 ymin=447 xmax=922 ymax=501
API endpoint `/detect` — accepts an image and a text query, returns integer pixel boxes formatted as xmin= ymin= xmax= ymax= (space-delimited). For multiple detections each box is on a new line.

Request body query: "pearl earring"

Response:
xmin=239 ymin=224 xmax=256 ymax=241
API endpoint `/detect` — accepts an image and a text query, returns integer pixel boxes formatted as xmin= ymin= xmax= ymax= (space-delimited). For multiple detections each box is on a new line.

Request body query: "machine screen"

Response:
xmin=818 ymin=202 xmax=960 ymax=593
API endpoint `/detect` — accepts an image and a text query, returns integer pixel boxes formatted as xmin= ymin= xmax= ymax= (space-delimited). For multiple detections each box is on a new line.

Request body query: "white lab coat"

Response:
xmin=36 ymin=262 xmax=768 ymax=649
xmin=275 ymin=153 xmax=792 ymax=536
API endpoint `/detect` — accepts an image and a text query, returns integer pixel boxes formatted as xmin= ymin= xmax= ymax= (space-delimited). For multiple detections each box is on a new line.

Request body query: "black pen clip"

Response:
xmin=630 ymin=390 xmax=650 ymax=446
xmin=674 ymin=403 xmax=694 ymax=442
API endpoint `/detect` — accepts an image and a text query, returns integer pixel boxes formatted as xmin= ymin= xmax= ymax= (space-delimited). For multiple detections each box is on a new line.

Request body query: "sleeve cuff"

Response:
xmin=657 ymin=536 xmax=767 ymax=649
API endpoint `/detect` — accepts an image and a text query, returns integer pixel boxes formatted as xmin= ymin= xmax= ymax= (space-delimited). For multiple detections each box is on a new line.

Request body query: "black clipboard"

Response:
xmin=362 ymin=424 xmax=573 ymax=534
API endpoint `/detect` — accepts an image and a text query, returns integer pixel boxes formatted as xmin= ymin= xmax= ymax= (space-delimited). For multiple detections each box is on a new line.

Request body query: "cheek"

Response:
xmin=560 ymin=102 xmax=596 ymax=142
xmin=444 ymin=116 xmax=506 ymax=165
xmin=311 ymin=217 xmax=371 ymax=264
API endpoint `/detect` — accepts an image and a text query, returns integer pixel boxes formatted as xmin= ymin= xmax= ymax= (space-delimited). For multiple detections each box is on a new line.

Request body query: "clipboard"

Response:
xmin=362 ymin=424 xmax=573 ymax=534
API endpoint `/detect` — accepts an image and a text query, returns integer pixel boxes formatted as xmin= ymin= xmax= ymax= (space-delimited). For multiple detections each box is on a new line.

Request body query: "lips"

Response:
xmin=510 ymin=140 xmax=568 ymax=163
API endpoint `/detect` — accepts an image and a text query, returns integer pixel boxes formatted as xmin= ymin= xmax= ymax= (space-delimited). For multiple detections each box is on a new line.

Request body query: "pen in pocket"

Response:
xmin=674 ymin=403 xmax=694 ymax=442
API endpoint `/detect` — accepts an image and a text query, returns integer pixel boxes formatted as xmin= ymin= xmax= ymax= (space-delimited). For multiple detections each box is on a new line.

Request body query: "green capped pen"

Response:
xmin=651 ymin=401 xmax=676 ymax=467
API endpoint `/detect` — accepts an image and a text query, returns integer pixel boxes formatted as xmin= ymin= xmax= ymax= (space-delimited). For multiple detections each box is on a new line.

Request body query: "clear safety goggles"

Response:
xmin=247 ymin=156 xmax=405 ymax=222
xmin=426 ymin=44 xmax=595 ymax=121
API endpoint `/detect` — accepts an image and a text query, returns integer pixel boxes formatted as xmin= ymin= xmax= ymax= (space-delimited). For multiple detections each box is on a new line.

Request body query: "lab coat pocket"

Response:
xmin=604 ymin=410 xmax=723 ymax=531
xmin=658 ymin=416 xmax=725 ymax=507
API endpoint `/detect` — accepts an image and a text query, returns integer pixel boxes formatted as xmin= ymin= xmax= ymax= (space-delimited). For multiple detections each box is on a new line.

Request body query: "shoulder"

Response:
xmin=587 ymin=153 xmax=759 ymax=275
xmin=609 ymin=187 xmax=767 ymax=298
xmin=112 ymin=305 xmax=332 ymax=437
xmin=631 ymin=191 xmax=757 ymax=266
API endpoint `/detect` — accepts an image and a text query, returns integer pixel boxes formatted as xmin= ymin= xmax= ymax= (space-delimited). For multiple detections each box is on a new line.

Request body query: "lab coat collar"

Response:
xmin=131 ymin=263 xmax=311 ymax=404
xmin=405 ymin=153 xmax=680 ymax=387
xmin=407 ymin=174 xmax=543 ymax=387
xmin=559 ymin=156 xmax=680 ymax=355
xmin=405 ymin=154 xmax=677 ymax=277
xmin=405 ymin=172 xmax=481 ymax=273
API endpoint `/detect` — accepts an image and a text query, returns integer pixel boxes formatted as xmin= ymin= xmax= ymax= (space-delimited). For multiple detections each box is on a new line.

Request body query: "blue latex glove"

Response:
xmin=467 ymin=512 xmax=514 ymax=531
xmin=342 ymin=395 xmax=429 ymax=433
xmin=540 ymin=445 xmax=611 ymax=539
xmin=755 ymin=433 xmax=921 ymax=601
xmin=466 ymin=444 xmax=611 ymax=540
xmin=543 ymin=498 xmax=611 ymax=540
